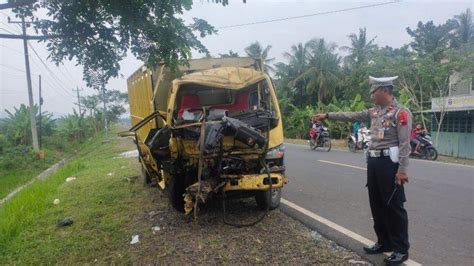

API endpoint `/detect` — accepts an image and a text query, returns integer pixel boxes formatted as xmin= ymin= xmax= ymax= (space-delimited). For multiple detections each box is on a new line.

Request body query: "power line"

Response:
xmin=0 ymin=43 xmax=24 ymax=55
xmin=28 ymin=43 xmax=75 ymax=97
xmin=0 ymin=62 xmax=71 ymax=99
xmin=0 ymin=62 xmax=37 ymax=74
xmin=0 ymin=26 xmax=16 ymax=34
xmin=1 ymin=43 xmax=75 ymax=99
xmin=7 ymin=20 xmax=82 ymax=87
xmin=27 ymin=41 xmax=82 ymax=91
xmin=218 ymin=0 xmax=402 ymax=29
xmin=29 ymin=42 xmax=79 ymax=86
xmin=62 ymin=65 xmax=82 ymax=86
xmin=26 ymin=35 xmax=84 ymax=87
xmin=1 ymin=20 xmax=78 ymax=98
xmin=5 ymin=18 xmax=82 ymax=88
xmin=28 ymin=53 xmax=73 ymax=97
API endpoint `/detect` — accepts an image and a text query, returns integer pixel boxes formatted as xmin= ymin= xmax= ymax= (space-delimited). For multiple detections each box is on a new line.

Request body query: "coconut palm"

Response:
xmin=280 ymin=42 xmax=311 ymax=106
xmin=290 ymin=38 xmax=341 ymax=106
xmin=341 ymin=27 xmax=377 ymax=66
xmin=244 ymin=42 xmax=275 ymax=73
xmin=451 ymin=8 xmax=473 ymax=47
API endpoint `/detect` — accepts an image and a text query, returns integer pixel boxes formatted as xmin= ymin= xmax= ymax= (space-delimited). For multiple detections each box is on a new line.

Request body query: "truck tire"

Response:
xmin=141 ymin=165 xmax=152 ymax=186
xmin=166 ymin=177 xmax=185 ymax=213
xmin=255 ymin=188 xmax=281 ymax=210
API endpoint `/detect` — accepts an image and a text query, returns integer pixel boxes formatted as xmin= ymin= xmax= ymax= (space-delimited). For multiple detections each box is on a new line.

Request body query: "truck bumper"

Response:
xmin=223 ymin=173 xmax=288 ymax=191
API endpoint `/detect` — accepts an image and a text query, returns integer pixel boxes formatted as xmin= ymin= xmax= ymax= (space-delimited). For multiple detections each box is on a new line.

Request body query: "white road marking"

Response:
xmin=281 ymin=198 xmax=422 ymax=266
xmin=318 ymin=159 xmax=367 ymax=170
xmin=411 ymin=158 xmax=474 ymax=168
xmin=286 ymin=142 xmax=474 ymax=168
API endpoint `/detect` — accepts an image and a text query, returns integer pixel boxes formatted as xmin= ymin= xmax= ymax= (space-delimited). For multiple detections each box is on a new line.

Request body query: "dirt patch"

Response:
xmin=122 ymin=182 xmax=368 ymax=264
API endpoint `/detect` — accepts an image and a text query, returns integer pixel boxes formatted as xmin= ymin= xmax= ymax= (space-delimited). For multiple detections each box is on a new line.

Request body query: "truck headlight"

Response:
xmin=266 ymin=145 xmax=285 ymax=159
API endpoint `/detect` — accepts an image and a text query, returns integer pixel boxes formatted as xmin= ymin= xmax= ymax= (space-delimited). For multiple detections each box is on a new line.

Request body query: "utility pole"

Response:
xmin=102 ymin=85 xmax=109 ymax=141
xmin=38 ymin=74 xmax=43 ymax=150
xmin=72 ymin=86 xmax=83 ymax=116
xmin=73 ymin=86 xmax=84 ymax=140
xmin=2 ymin=9 xmax=59 ymax=154
xmin=8 ymin=16 xmax=40 ymax=152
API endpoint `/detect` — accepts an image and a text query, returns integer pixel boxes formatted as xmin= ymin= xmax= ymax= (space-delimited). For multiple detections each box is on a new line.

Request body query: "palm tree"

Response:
xmin=281 ymin=42 xmax=311 ymax=106
xmin=244 ymin=42 xmax=275 ymax=73
xmin=283 ymin=42 xmax=309 ymax=76
xmin=341 ymin=27 xmax=377 ymax=66
xmin=451 ymin=8 xmax=473 ymax=47
xmin=290 ymin=38 xmax=341 ymax=106
xmin=218 ymin=50 xmax=239 ymax=58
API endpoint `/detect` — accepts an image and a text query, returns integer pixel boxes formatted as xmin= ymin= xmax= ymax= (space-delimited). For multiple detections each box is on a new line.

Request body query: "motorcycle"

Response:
xmin=309 ymin=126 xmax=331 ymax=152
xmin=410 ymin=133 xmax=438 ymax=160
xmin=348 ymin=128 xmax=371 ymax=153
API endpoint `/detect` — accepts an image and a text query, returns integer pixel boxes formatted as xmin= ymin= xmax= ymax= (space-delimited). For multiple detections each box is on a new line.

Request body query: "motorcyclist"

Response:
xmin=410 ymin=123 xmax=427 ymax=155
xmin=310 ymin=117 xmax=324 ymax=143
xmin=358 ymin=122 xmax=368 ymax=148
xmin=352 ymin=121 xmax=361 ymax=144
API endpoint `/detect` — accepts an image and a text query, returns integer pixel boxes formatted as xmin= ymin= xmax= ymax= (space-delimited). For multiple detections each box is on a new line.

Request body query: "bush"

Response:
xmin=0 ymin=146 xmax=37 ymax=170
xmin=0 ymin=134 xmax=8 ymax=155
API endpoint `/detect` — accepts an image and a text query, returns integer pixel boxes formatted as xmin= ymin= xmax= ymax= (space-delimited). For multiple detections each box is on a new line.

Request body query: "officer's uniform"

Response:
xmin=326 ymin=76 xmax=412 ymax=254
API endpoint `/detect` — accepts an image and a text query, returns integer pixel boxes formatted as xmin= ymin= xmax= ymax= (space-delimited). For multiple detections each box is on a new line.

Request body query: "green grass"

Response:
xmin=0 ymin=129 xmax=146 ymax=264
xmin=0 ymin=149 xmax=63 ymax=199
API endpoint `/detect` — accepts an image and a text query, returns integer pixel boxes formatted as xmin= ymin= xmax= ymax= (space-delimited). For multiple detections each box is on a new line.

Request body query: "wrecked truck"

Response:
xmin=119 ymin=58 xmax=288 ymax=215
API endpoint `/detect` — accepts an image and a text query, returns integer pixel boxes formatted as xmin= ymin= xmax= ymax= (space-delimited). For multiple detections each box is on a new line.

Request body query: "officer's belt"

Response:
xmin=367 ymin=149 xmax=390 ymax=157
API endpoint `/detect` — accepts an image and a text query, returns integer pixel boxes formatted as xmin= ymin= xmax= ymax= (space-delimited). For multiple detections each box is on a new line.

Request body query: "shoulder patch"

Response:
xmin=398 ymin=110 xmax=408 ymax=126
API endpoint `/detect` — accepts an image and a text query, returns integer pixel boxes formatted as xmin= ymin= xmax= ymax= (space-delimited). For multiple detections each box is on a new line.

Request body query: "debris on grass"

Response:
xmin=119 ymin=150 xmax=139 ymax=158
xmin=65 ymin=177 xmax=76 ymax=182
xmin=57 ymin=218 xmax=74 ymax=227
xmin=152 ymin=226 xmax=161 ymax=234
xmin=130 ymin=235 xmax=139 ymax=245
xmin=53 ymin=198 xmax=60 ymax=205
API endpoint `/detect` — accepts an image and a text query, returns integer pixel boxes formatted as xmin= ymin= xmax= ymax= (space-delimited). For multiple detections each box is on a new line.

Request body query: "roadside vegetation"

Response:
xmin=240 ymin=9 xmax=473 ymax=140
xmin=0 ymin=90 xmax=127 ymax=199
xmin=0 ymin=128 xmax=366 ymax=264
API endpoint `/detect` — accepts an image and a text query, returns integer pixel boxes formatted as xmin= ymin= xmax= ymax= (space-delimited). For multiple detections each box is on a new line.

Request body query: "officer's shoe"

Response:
xmin=363 ymin=243 xmax=392 ymax=254
xmin=384 ymin=252 xmax=409 ymax=265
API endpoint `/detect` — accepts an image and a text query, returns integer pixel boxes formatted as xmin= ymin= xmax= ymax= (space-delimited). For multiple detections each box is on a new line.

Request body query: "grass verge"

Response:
xmin=0 ymin=149 xmax=63 ymax=199
xmin=0 ymin=130 xmax=366 ymax=264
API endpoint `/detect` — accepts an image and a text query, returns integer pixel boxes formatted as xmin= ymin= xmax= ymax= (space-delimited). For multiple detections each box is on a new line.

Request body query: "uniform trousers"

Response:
xmin=367 ymin=155 xmax=410 ymax=253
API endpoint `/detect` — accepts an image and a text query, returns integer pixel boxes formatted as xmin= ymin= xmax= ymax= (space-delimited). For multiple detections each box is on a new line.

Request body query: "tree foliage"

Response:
xmin=274 ymin=9 xmax=473 ymax=138
xmin=244 ymin=41 xmax=275 ymax=73
xmin=12 ymin=0 xmax=224 ymax=87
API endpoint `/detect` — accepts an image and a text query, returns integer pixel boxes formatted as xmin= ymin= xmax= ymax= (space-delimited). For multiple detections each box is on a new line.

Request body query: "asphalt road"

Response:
xmin=282 ymin=143 xmax=474 ymax=266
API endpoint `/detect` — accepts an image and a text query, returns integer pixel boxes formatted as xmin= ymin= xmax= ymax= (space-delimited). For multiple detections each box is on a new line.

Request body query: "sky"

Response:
xmin=0 ymin=0 xmax=472 ymax=118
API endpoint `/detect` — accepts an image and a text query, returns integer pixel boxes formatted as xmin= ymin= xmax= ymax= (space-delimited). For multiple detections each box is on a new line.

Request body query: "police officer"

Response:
xmin=313 ymin=76 xmax=411 ymax=265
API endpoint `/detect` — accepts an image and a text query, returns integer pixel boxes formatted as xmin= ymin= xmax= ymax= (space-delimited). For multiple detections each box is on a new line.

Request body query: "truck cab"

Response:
xmin=120 ymin=58 xmax=287 ymax=214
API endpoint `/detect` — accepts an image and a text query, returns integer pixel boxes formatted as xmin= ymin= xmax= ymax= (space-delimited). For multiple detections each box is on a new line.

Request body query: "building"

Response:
xmin=430 ymin=73 xmax=474 ymax=159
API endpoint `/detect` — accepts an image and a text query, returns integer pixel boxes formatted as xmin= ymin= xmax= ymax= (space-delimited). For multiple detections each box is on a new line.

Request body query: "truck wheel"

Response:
xmin=166 ymin=177 xmax=185 ymax=213
xmin=141 ymin=165 xmax=152 ymax=186
xmin=255 ymin=188 xmax=281 ymax=210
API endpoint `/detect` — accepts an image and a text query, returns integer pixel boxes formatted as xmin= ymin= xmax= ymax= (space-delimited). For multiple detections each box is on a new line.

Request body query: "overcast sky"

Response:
xmin=0 ymin=0 xmax=472 ymax=118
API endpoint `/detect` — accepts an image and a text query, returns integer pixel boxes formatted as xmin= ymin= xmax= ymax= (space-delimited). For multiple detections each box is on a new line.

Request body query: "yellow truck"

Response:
xmin=120 ymin=57 xmax=288 ymax=214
